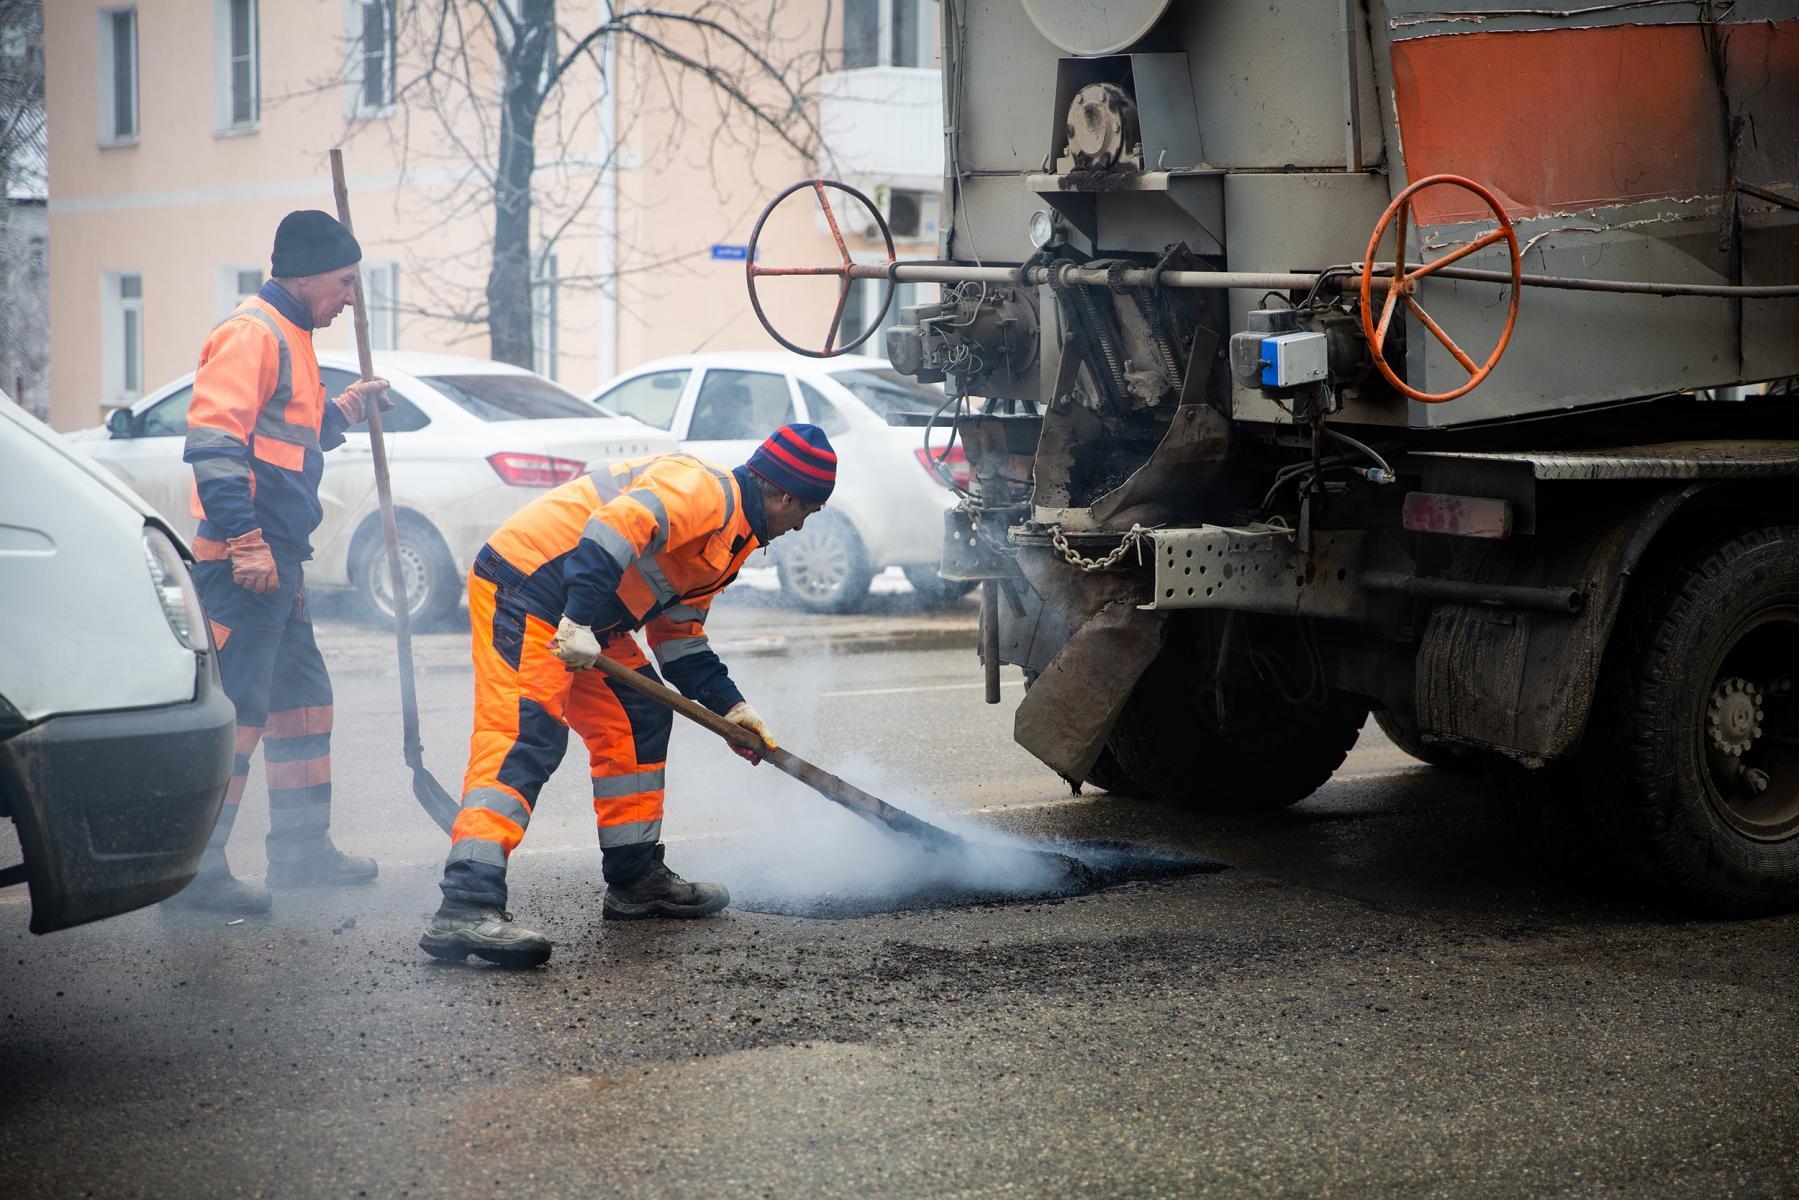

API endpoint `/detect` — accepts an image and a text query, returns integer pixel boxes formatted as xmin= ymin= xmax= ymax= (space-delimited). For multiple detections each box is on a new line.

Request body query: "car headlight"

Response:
xmin=141 ymin=526 xmax=209 ymax=652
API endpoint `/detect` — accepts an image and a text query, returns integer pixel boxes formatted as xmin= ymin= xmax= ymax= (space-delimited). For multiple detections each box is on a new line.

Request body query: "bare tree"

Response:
xmin=0 ymin=0 xmax=46 ymax=418
xmin=332 ymin=1 xmax=828 ymax=368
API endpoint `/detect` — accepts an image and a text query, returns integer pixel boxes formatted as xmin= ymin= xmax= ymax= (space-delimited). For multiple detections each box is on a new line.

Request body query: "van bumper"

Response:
xmin=0 ymin=654 xmax=234 ymax=934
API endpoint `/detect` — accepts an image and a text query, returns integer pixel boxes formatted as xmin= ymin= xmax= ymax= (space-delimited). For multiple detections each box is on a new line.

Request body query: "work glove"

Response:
xmin=724 ymin=701 xmax=776 ymax=765
xmin=549 ymin=616 xmax=601 ymax=670
xmin=332 ymin=377 xmax=393 ymax=426
xmin=225 ymin=528 xmax=279 ymax=594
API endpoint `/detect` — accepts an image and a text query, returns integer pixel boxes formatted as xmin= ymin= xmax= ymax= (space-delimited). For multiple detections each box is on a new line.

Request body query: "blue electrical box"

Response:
xmin=1259 ymin=332 xmax=1329 ymax=389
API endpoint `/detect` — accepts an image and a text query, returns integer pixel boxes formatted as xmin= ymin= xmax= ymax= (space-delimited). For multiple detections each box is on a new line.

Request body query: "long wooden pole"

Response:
xmin=328 ymin=149 xmax=423 ymax=768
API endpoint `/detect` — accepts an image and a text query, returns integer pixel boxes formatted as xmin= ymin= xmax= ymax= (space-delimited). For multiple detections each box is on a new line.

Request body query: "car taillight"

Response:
xmin=487 ymin=453 xmax=586 ymax=487
xmin=142 ymin=526 xmax=208 ymax=652
xmin=916 ymin=445 xmax=971 ymax=491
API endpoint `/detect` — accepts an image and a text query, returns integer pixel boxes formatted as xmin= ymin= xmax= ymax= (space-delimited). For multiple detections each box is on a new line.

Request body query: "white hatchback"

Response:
xmin=589 ymin=351 xmax=971 ymax=612
xmin=68 ymin=352 xmax=676 ymax=625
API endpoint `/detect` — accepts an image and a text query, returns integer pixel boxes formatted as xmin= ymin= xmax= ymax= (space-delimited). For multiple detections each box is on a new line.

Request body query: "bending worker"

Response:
xmin=168 ymin=210 xmax=391 ymax=915
xmin=420 ymin=424 xmax=838 ymax=968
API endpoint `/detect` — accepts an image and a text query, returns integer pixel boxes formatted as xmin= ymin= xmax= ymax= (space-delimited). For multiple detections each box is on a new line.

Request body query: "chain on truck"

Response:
xmin=742 ymin=0 xmax=1799 ymax=915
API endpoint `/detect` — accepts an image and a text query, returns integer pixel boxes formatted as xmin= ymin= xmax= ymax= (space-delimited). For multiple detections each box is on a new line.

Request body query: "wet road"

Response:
xmin=3 ymin=588 xmax=1797 ymax=1198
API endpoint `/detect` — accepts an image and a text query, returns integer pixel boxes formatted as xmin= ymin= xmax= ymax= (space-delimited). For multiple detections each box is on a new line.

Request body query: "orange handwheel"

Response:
xmin=1359 ymin=174 xmax=1521 ymax=404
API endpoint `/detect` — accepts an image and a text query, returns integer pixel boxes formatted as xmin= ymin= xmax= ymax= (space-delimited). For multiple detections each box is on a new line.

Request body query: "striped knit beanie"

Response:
xmin=746 ymin=423 xmax=837 ymax=503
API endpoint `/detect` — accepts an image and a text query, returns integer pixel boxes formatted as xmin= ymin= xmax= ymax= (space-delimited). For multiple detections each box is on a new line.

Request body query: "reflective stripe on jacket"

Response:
xmin=183 ymin=295 xmax=346 ymax=558
xmin=479 ymin=453 xmax=762 ymax=713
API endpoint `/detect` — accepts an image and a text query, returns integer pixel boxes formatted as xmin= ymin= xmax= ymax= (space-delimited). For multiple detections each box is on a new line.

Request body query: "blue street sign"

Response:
xmin=710 ymin=244 xmax=751 ymax=261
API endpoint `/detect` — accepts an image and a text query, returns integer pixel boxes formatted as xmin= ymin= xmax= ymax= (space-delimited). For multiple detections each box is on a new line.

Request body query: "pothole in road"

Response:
xmin=729 ymin=840 xmax=1225 ymax=919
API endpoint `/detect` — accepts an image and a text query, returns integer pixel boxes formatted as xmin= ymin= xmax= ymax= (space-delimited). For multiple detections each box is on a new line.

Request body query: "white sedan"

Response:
xmin=589 ymin=351 xmax=972 ymax=612
xmin=69 ymin=352 xmax=676 ymax=625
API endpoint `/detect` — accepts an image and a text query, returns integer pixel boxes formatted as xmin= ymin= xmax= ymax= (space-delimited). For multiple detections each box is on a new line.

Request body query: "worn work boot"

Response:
xmin=267 ymin=840 xmax=379 ymax=889
xmin=161 ymin=867 xmax=273 ymax=915
xmin=419 ymin=901 xmax=552 ymax=968
xmin=603 ymin=845 xmax=730 ymax=920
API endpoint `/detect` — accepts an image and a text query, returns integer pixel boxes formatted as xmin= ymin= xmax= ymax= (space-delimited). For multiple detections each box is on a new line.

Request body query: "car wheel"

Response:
xmin=902 ymin=563 xmax=978 ymax=606
xmin=354 ymin=515 xmax=461 ymax=630
xmin=774 ymin=511 xmax=874 ymax=613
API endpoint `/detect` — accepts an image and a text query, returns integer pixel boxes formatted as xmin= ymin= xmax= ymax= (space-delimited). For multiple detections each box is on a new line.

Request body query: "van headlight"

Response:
xmin=142 ymin=526 xmax=209 ymax=652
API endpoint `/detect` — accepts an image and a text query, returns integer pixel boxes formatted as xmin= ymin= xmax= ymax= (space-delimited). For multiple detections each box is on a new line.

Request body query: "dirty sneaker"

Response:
xmin=161 ymin=868 xmax=272 ymax=915
xmin=267 ymin=841 xmax=379 ymax=889
xmin=419 ymin=902 xmax=552 ymax=968
xmin=603 ymin=845 xmax=730 ymax=920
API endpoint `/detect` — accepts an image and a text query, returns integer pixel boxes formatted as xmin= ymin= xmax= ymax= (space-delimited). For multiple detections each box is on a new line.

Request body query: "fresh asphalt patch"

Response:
xmin=730 ymin=839 xmax=1226 ymax=919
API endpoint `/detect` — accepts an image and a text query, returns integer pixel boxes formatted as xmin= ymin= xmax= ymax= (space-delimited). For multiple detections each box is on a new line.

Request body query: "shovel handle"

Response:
xmin=587 ymin=653 xmax=766 ymax=755
xmin=585 ymin=651 xmax=963 ymax=850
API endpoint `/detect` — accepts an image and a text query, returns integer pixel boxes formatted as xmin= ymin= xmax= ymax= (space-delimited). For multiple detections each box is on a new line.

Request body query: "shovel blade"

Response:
xmin=412 ymin=767 xmax=459 ymax=834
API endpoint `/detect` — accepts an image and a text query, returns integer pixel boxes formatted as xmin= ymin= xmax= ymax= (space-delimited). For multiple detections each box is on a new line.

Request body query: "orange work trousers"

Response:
xmin=438 ymin=568 xmax=674 ymax=908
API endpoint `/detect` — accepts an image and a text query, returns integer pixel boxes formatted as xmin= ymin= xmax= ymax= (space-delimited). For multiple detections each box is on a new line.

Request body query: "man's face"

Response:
xmin=764 ymin=491 xmax=826 ymax=541
xmin=289 ymin=265 xmax=361 ymax=328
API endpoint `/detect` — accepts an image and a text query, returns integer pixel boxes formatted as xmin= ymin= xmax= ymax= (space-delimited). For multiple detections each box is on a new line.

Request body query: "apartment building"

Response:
xmin=42 ymin=0 xmax=942 ymax=431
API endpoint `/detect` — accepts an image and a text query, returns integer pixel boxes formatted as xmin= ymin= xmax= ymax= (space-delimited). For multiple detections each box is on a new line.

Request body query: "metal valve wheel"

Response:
xmin=745 ymin=179 xmax=897 ymax=359
xmin=1358 ymin=173 xmax=1522 ymax=404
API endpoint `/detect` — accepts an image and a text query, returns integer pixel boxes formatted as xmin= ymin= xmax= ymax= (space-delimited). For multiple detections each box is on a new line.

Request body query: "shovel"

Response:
xmin=330 ymin=150 xmax=459 ymax=833
xmin=587 ymin=652 xmax=1095 ymax=886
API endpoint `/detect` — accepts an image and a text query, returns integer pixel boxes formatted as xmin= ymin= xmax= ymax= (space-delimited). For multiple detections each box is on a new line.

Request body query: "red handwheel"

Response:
xmin=1359 ymin=174 xmax=1522 ymax=404
xmin=745 ymin=179 xmax=897 ymax=359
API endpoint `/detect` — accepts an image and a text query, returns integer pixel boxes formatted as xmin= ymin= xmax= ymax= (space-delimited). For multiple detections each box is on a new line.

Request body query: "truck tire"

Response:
xmin=774 ymin=511 xmax=875 ymax=613
xmin=1590 ymin=525 xmax=1799 ymax=915
xmin=1107 ymin=672 xmax=1368 ymax=812
xmin=354 ymin=514 xmax=461 ymax=631
xmin=1373 ymin=709 xmax=1483 ymax=772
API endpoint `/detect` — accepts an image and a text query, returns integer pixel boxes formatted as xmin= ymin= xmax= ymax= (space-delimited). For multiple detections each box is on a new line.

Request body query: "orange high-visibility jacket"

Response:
xmin=182 ymin=293 xmax=346 ymax=558
xmin=476 ymin=453 xmax=764 ymax=713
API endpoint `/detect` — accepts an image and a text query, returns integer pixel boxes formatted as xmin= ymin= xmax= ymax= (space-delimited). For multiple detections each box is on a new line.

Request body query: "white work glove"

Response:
xmin=333 ymin=377 xmax=393 ymax=425
xmin=724 ymin=701 xmax=777 ymax=765
xmin=549 ymin=616 xmax=601 ymax=670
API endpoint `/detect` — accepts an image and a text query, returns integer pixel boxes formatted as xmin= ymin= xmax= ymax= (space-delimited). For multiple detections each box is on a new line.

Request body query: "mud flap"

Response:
xmin=1014 ymin=597 xmax=1169 ymax=782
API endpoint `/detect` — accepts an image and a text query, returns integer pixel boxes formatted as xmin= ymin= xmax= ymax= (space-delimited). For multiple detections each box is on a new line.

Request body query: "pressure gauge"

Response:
xmin=1028 ymin=209 xmax=1058 ymax=249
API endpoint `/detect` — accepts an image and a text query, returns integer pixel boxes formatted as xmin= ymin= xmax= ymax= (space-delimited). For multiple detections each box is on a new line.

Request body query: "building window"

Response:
xmin=218 ymin=266 xmax=262 ymax=316
xmin=364 ymin=261 xmax=399 ymax=351
xmin=531 ymin=254 xmax=558 ymax=380
xmin=348 ymin=0 xmax=394 ymax=115
xmin=98 ymin=7 xmax=138 ymax=144
xmin=843 ymin=0 xmax=936 ymax=70
xmin=103 ymin=272 xmax=145 ymax=402
xmin=215 ymin=0 xmax=259 ymax=131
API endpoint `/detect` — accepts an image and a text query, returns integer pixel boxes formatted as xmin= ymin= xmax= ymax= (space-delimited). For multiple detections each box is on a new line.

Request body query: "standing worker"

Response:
xmin=419 ymin=425 xmax=839 ymax=968
xmin=166 ymin=210 xmax=392 ymax=915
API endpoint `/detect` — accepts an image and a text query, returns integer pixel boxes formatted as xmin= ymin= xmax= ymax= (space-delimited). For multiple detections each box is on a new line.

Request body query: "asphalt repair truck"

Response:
xmin=742 ymin=0 xmax=1799 ymax=914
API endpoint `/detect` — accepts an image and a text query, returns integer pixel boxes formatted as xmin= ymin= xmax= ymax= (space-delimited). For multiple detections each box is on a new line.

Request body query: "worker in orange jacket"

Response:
xmin=419 ymin=424 xmax=838 ymax=968
xmin=166 ymin=210 xmax=391 ymax=915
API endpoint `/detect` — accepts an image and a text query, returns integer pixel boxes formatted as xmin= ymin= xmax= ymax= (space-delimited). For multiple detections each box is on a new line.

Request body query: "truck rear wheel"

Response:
xmin=1106 ymin=658 xmax=1368 ymax=812
xmin=1373 ymin=709 xmax=1483 ymax=773
xmin=1594 ymin=525 xmax=1799 ymax=914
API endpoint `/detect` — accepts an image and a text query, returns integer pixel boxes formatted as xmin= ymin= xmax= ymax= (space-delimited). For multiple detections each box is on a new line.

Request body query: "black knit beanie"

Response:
xmin=270 ymin=210 xmax=362 ymax=278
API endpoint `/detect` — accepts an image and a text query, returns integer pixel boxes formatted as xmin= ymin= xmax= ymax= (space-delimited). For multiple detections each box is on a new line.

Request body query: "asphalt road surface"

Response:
xmin=3 ymin=586 xmax=1796 ymax=1198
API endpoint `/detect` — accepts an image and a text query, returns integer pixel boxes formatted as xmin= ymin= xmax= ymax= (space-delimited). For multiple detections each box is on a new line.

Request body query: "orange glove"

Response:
xmin=226 ymin=528 xmax=279 ymax=594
